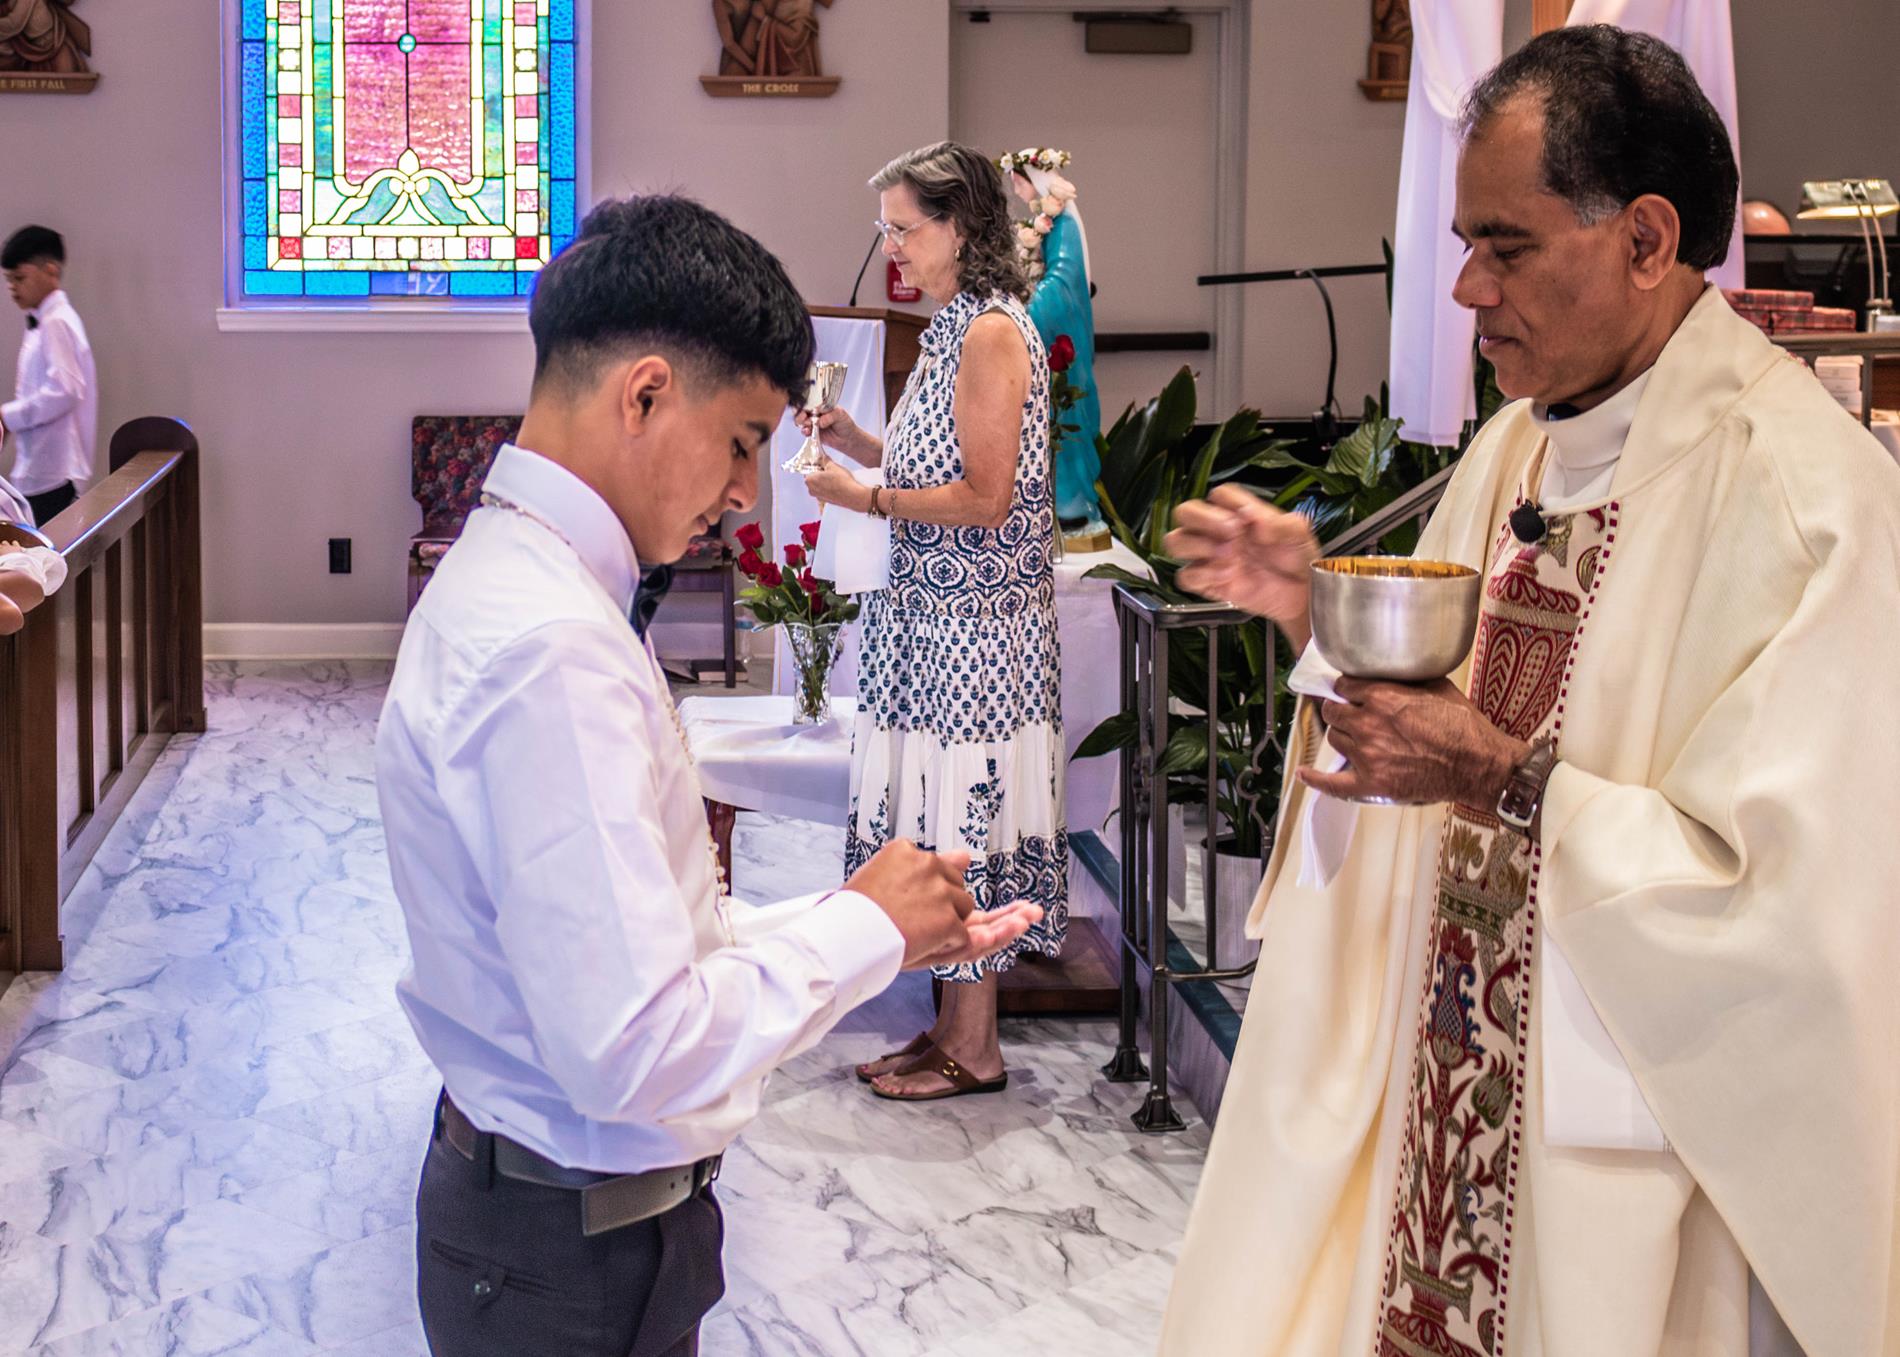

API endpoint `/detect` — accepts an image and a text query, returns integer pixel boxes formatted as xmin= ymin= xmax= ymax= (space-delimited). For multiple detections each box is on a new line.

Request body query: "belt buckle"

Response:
xmin=698 ymin=1154 xmax=722 ymax=1190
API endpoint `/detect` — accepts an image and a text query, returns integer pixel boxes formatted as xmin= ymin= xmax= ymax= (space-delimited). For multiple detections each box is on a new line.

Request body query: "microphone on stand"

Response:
xmin=846 ymin=234 xmax=881 ymax=308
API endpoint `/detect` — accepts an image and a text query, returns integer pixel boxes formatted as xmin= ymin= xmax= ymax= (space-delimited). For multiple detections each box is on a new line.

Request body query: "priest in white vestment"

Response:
xmin=1159 ymin=27 xmax=1900 ymax=1357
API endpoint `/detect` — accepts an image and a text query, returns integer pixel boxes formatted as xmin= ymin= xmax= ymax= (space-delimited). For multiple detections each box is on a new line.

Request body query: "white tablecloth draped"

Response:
xmin=686 ymin=539 xmax=1148 ymax=849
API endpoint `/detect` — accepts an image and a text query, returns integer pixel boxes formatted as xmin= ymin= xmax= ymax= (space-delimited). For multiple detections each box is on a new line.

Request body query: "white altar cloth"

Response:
xmin=684 ymin=540 xmax=1146 ymax=845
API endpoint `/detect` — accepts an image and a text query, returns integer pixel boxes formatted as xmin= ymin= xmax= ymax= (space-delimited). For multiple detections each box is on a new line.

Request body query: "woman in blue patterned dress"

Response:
xmin=801 ymin=141 xmax=1067 ymax=1101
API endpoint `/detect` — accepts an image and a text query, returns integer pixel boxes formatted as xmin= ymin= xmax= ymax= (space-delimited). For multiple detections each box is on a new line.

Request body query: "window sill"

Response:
xmin=214 ymin=305 xmax=530 ymax=334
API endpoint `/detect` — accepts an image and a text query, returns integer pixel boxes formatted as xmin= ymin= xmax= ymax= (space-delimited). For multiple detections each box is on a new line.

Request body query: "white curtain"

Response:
xmin=766 ymin=314 xmax=891 ymax=697
xmin=1567 ymin=0 xmax=1745 ymax=291
xmin=1387 ymin=0 xmax=1505 ymax=449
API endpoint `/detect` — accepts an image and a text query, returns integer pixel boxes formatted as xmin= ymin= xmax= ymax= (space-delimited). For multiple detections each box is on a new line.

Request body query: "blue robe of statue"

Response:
xmin=1025 ymin=212 xmax=1102 ymax=524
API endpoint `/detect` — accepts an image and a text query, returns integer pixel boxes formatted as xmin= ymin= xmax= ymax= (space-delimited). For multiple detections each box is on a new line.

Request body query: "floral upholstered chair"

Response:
xmin=409 ymin=415 xmax=519 ymax=610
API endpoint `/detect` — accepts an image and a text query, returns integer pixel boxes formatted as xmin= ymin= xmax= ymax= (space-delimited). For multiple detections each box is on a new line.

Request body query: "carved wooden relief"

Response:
xmin=0 ymin=0 xmax=98 ymax=94
xmin=1359 ymin=0 xmax=1410 ymax=101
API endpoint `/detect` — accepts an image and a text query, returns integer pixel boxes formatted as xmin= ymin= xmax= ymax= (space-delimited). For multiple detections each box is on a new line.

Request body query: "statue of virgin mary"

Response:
xmin=1002 ymin=148 xmax=1105 ymax=538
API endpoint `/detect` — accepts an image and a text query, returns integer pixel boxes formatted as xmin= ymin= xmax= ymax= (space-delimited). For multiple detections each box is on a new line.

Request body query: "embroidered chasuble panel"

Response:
xmin=1378 ymin=504 xmax=1618 ymax=1357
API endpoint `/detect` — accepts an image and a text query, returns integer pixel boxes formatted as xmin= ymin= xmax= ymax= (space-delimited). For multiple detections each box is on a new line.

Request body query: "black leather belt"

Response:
xmin=438 ymin=1095 xmax=720 ymax=1237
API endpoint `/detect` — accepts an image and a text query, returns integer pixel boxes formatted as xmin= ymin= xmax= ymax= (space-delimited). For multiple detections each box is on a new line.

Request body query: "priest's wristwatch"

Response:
xmin=1496 ymin=737 xmax=1559 ymax=835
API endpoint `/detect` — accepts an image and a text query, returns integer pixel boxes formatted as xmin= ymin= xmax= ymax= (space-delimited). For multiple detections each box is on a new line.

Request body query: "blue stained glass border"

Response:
xmin=305 ymin=272 xmax=371 ymax=297
xmin=244 ymin=270 xmax=303 ymax=296
xmin=452 ymin=273 xmax=516 ymax=297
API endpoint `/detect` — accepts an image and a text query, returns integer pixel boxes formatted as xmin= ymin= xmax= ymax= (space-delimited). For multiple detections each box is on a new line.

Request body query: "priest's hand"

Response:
xmin=1302 ymin=677 xmax=1530 ymax=808
xmin=847 ymin=840 xmax=1044 ymax=969
xmin=801 ymin=456 xmax=874 ymax=514
xmin=1166 ymin=487 xmax=1320 ymax=650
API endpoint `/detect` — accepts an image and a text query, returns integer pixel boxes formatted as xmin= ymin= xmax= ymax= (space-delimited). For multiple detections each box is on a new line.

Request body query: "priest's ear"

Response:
xmin=1624 ymin=193 xmax=1684 ymax=292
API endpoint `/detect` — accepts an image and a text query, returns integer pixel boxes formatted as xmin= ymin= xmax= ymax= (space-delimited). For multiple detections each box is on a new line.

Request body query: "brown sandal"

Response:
xmin=854 ymin=1032 xmax=932 ymax=1083
xmin=867 ymin=1042 xmax=1008 ymax=1102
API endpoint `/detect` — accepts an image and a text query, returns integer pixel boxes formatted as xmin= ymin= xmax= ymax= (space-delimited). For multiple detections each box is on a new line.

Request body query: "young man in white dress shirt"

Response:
xmin=2 ymin=226 xmax=96 ymax=526
xmin=377 ymin=195 xmax=1041 ymax=1357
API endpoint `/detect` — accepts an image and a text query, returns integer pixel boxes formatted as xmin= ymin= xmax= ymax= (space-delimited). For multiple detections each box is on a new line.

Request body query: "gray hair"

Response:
xmin=871 ymin=141 xmax=1029 ymax=302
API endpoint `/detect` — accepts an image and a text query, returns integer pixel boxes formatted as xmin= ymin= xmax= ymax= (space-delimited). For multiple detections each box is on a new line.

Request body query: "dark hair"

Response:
xmin=529 ymin=195 xmax=814 ymax=400
xmin=871 ymin=142 xmax=1028 ymax=302
xmin=1459 ymin=25 xmax=1738 ymax=271
xmin=2 ymin=225 xmax=65 ymax=271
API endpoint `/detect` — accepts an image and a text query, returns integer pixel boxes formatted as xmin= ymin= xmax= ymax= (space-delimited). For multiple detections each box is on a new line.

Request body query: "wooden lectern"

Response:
xmin=809 ymin=306 xmax=927 ymax=412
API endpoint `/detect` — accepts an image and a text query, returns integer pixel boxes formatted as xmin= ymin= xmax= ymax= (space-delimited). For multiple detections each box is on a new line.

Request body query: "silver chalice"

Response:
xmin=784 ymin=361 xmax=848 ymax=475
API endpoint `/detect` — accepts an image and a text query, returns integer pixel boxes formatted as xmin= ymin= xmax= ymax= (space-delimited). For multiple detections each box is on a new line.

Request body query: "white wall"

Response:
xmin=0 ymin=0 xmax=949 ymax=632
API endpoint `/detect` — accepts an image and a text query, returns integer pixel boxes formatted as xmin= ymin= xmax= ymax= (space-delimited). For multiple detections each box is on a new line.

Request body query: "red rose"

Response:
xmin=783 ymin=543 xmax=806 ymax=568
xmin=735 ymin=521 xmax=765 ymax=551
xmin=800 ymin=520 xmax=821 ymax=549
xmin=737 ymin=548 xmax=766 ymax=578
xmin=800 ymin=570 xmax=821 ymax=596
xmin=757 ymin=561 xmax=783 ymax=587
xmin=1049 ymin=334 xmax=1076 ymax=373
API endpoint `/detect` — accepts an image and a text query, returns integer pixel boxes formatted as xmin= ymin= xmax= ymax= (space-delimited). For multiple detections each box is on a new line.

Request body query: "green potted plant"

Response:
xmin=1072 ymin=362 xmax=1489 ymax=860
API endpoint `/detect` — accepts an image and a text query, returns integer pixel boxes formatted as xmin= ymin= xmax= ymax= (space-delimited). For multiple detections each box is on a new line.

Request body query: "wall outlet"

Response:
xmin=328 ymin=538 xmax=352 ymax=574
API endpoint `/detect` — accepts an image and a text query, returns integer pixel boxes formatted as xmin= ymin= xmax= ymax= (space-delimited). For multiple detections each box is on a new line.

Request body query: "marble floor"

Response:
xmin=0 ymin=662 xmax=1209 ymax=1356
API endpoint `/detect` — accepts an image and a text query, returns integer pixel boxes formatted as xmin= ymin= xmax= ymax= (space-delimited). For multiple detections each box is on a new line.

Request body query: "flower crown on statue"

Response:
xmin=998 ymin=148 xmax=1077 ymax=285
xmin=997 ymin=146 xmax=1072 ymax=175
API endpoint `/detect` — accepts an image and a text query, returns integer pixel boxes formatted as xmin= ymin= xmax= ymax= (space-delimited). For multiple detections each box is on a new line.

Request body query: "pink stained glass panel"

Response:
xmin=342 ymin=0 xmax=405 ymax=43
xmin=342 ymin=43 xmax=406 ymax=181
xmin=409 ymin=0 xmax=470 ymax=43
xmin=280 ymin=190 xmax=302 ymax=212
xmin=515 ymin=94 xmax=537 ymax=117
xmin=328 ymin=237 xmax=352 ymax=259
xmin=280 ymin=142 xmax=302 ymax=167
xmin=515 ymin=141 xmax=537 ymax=166
xmin=279 ymin=94 xmax=301 ymax=117
xmin=280 ymin=1 xmax=301 ymax=22
xmin=469 ymin=236 xmax=490 ymax=259
xmin=514 ymin=3 xmax=537 ymax=27
xmin=343 ymin=0 xmax=406 ymax=43
xmin=408 ymin=45 xmax=474 ymax=179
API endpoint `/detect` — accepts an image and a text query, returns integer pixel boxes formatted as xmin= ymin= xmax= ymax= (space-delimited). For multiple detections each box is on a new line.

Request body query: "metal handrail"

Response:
xmin=1320 ymin=463 xmax=1458 ymax=558
xmin=1100 ymin=465 xmax=1461 ymax=1130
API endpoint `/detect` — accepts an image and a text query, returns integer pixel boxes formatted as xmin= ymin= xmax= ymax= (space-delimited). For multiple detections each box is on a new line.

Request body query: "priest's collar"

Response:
xmin=480 ymin=443 xmax=641 ymax=615
xmin=1531 ymin=367 xmax=1654 ymax=480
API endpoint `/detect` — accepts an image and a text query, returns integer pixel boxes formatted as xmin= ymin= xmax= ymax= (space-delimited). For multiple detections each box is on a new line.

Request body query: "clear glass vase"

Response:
xmin=783 ymin=621 xmax=843 ymax=725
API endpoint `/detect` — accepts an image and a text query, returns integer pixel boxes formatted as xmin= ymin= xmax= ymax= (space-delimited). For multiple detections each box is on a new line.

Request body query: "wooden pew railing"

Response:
xmin=0 ymin=416 xmax=204 ymax=984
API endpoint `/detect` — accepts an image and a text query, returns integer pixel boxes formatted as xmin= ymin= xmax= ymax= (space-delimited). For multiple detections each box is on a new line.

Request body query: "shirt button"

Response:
xmin=472 ymin=1279 xmax=494 ymax=1299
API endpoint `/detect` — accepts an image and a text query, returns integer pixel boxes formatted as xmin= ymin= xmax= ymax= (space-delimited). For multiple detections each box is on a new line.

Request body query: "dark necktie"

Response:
xmin=629 ymin=565 xmax=674 ymax=637
xmin=24 ymin=315 xmax=37 ymax=331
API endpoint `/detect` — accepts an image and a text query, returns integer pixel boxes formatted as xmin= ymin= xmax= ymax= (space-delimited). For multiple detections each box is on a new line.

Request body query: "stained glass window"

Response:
xmin=236 ymin=0 xmax=578 ymax=300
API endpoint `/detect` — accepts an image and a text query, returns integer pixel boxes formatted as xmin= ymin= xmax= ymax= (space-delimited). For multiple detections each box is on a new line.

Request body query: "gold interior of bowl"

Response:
xmin=1314 ymin=557 xmax=1477 ymax=580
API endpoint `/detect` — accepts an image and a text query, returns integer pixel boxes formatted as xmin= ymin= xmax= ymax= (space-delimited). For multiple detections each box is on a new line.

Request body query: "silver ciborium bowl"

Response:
xmin=1308 ymin=557 xmax=1482 ymax=683
xmin=783 ymin=361 xmax=848 ymax=474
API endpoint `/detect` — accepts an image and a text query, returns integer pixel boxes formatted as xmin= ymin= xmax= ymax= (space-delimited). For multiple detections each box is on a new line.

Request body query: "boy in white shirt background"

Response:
xmin=3 ymin=225 xmax=96 ymax=526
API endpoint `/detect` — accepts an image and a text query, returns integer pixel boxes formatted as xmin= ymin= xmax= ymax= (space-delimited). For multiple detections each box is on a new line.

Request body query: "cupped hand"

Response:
xmin=1301 ymin=677 xmax=1527 ymax=808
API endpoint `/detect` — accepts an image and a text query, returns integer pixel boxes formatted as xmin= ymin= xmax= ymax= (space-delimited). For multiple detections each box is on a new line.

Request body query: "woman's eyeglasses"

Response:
xmin=872 ymin=215 xmax=942 ymax=246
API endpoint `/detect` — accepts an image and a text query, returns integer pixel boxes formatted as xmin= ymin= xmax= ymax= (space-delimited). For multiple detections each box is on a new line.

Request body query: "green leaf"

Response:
xmin=1186 ymin=420 xmax=1223 ymax=503
xmin=1073 ymin=710 xmax=1136 ymax=761
xmin=1158 ymin=724 xmax=1211 ymax=776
